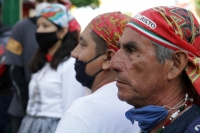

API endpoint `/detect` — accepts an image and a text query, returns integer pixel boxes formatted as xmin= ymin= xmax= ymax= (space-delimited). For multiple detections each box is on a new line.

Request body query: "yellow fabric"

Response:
xmin=6 ymin=38 xmax=23 ymax=55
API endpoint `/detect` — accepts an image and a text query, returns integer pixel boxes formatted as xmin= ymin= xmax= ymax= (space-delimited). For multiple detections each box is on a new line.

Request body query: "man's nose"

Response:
xmin=71 ymin=46 xmax=79 ymax=58
xmin=110 ymin=49 xmax=124 ymax=73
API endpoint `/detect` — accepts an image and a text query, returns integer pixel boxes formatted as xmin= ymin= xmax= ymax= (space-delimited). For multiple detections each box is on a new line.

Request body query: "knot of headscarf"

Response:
xmin=89 ymin=11 xmax=131 ymax=51
xmin=127 ymin=6 xmax=200 ymax=96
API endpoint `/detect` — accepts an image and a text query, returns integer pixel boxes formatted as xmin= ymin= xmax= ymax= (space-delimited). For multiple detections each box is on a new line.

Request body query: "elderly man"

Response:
xmin=110 ymin=6 xmax=200 ymax=133
xmin=55 ymin=12 xmax=139 ymax=133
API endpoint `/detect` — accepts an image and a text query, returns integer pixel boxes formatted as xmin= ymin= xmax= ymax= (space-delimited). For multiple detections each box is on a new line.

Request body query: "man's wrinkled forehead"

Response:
xmin=118 ymin=28 xmax=131 ymax=47
xmin=118 ymin=27 xmax=146 ymax=47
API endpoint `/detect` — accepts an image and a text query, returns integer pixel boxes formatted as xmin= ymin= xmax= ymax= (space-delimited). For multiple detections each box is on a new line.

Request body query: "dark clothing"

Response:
xmin=5 ymin=17 xmax=37 ymax=83
xmin=0 ymin=23 xmax=13 ymax=133
xmin=185 ymin=117 xmax=200 ymax=133
xmin=5 ymin=17 xmax=38 ymax=133
xmin=0 ymin=23 xmax=12 ymax=89
xmin=163 ymin=104 xmax=200 ymax=133
xmin=10 ymin=116 xmax=22 ymax=133
xmin=9 ymin=66 xmax=29 ymax=110
xmin=0 ymin=94 xmax=12 ymax=133
xmin=5 ymin=17 xmax=38 ymax=117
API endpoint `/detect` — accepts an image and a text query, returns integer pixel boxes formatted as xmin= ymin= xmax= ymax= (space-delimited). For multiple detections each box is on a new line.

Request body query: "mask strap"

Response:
xmin=85 ymin=50 xmax=106 ymax=78
xmin=86 ymin=51 xmax=106 ymax=64
xmin=93 ymin=69 xmax=103 ymax=77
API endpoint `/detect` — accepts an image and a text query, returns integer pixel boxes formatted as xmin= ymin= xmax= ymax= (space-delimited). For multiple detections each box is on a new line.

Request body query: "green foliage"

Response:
xmin=195 ymin=0 xmax=200 ymax=7
xmin=71 ymin=0 xmax=99 ymax=8
xmin=194 ymin=0 xmax=200 ymax=17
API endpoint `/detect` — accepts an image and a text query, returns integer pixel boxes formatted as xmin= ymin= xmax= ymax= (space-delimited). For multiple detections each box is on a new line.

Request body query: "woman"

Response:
xmin=18 ymin=4 xmax=84 ymax=133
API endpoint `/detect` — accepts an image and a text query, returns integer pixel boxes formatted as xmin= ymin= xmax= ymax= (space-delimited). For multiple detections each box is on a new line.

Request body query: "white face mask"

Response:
xmin=35 ymin=2 xmax=51 ymax=15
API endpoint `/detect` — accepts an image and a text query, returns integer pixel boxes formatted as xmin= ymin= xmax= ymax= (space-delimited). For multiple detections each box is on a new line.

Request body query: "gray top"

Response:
xmin=6 ymin=18 xmax=38 ymax=117
xmin=5 ymin=17 xmax=38 ymax=82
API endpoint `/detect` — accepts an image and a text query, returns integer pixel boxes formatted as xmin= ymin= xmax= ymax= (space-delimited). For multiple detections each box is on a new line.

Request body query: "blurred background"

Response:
xmin=0 ymin=0 xmax=200 ymax=31
xmin=0 ymin=1 xmax=200 ymax=133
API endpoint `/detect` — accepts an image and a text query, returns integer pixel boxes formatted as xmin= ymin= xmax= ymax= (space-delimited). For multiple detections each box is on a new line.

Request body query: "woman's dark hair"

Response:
xmin=30 ymin=28 xmax=79 ymax=73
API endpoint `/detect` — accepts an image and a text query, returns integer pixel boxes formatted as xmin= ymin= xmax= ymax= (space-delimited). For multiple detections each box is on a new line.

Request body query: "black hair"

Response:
xmin=29 ymin=28 xmax=79 ymax=73
xmin=90 ymin=30 xmax=108 ymax=55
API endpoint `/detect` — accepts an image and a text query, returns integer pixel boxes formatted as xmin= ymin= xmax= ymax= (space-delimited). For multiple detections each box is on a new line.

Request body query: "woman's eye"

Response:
xmin=43 ymin=25 xmax=48 ymax=28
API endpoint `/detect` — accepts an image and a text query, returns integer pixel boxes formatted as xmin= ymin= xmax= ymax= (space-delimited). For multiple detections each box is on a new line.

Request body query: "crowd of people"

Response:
xmin=0 ymin=0 xmax=200 ymax=133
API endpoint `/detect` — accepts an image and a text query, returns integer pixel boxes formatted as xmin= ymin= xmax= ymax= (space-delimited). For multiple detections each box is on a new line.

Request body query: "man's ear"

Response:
xmin=57 ymin=27 xmax=68 ymax=40
xmin=102 ymin=49 xmax=115 ymax=70
xmin=167 ymin=50 xmax=188 ymax=80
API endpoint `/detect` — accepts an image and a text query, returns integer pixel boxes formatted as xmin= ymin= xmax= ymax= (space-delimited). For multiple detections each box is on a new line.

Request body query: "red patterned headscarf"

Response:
xmin=89 ymin=12 xmax=131 ymax=51
xmin=127 ymin=6 xmax=200 ymax=95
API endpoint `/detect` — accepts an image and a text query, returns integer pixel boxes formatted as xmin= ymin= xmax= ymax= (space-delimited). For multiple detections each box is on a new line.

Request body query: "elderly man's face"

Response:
xmin=71 ymin=25 xmax=104 ymax=76
xmin=110 ymin=28 xmax=171 ymax=108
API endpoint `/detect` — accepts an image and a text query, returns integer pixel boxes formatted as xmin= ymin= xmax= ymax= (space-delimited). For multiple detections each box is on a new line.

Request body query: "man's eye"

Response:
xmin=123 ymin=42 xmax=136 ymax=54
xmin=126 ymin=48 xmax=135 ymax=53
xmin=79 ymin=43 xmax=86 ymax=47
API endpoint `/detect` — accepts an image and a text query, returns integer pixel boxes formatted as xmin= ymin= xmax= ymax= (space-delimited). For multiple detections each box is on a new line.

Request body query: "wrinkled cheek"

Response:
xmin=127 ymin=66 xmax=144 ymax=84
xmin=131 ymin=61 xmax=146 ymax=73
xmin=117 ymin=88 xmax=144 ymax=107
xmin=117 ymin=86 xmax=134 ymax=102
xmin=117 ymin=89 xmax=129 ymax=101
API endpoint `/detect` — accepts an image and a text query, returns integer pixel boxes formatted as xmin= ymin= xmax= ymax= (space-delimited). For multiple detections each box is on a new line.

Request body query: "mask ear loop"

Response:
xmin=85 ymin=50 xmax=107 ymax=77
xmin=92 ymin=69 xmax=103 ymax=77
xmin=86 ymin=50 xmax=107 ymax=64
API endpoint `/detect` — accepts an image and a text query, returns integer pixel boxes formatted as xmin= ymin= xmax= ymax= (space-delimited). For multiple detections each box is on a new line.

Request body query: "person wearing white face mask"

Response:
xmin=5 ymin=1 xmax=80 ymax=133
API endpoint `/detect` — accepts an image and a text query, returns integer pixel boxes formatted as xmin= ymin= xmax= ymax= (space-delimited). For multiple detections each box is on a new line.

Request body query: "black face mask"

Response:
xmin=74 ymin=52 xmax=106 ymax=89
xmin=36 ymin=31 xmax=58 ymax=51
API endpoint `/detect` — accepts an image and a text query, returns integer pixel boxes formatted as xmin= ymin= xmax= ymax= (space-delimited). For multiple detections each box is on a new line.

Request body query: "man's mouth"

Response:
xmin=115 ymin=78 xmax=129 ymax=86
